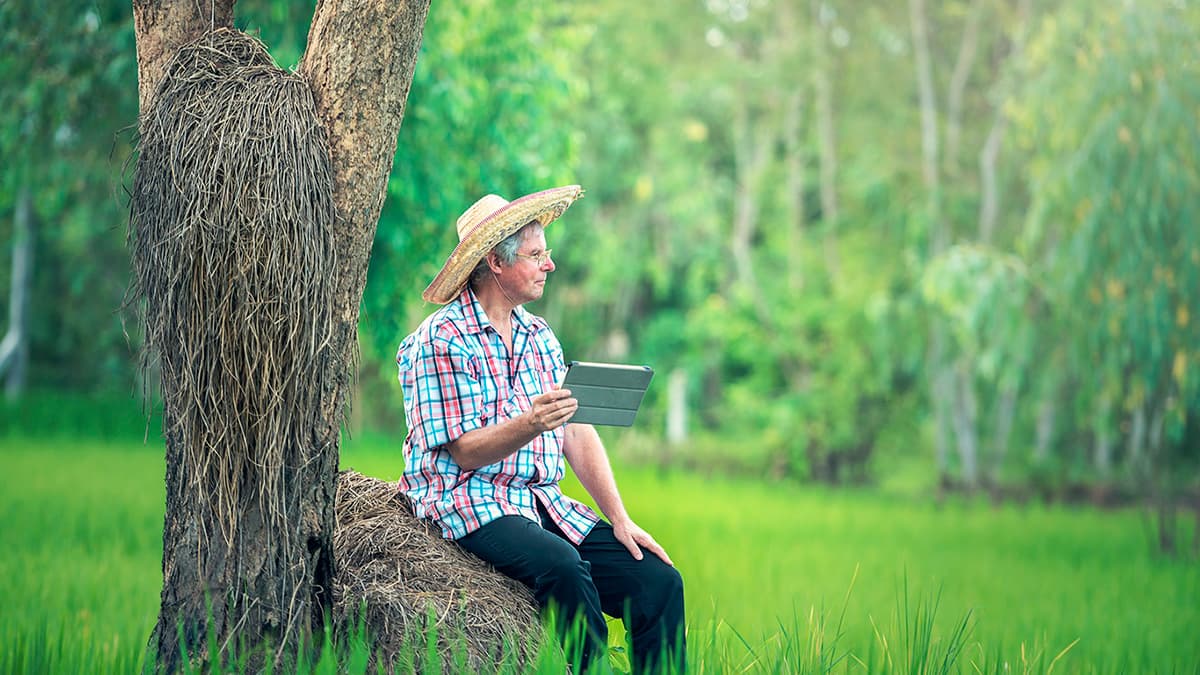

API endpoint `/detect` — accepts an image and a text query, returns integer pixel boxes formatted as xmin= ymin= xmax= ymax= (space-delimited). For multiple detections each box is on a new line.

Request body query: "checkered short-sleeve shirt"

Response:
xmin=395 ymin=287 xmax=600 ymax=544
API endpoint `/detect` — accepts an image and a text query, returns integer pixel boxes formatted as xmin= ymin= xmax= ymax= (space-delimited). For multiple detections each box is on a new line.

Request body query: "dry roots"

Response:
xmin=128 ymin=27 xmax=338 ymax=546
xmin=335 ymin=471 xmax=543 ymax=671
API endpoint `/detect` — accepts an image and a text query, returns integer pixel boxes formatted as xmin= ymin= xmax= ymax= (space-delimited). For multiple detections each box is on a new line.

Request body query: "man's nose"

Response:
xmin=544 ymin=258 xmax=555 ymax=272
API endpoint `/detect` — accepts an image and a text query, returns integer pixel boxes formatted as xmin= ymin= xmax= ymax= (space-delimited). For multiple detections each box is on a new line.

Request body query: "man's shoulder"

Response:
xmin=399 ymin=303 xmax=473 ymax=361
xmin=515 ymin=305 xmax=553 ymax=335
xmin=409 ymin=300 xmax=469 ymax=336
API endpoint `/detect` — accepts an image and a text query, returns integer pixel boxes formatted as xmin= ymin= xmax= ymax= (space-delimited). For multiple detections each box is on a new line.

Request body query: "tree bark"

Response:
xmin=132 ymin=0 xmax=235 ymax=115
xmin=134 ymin=0 xmax=429 ymax=670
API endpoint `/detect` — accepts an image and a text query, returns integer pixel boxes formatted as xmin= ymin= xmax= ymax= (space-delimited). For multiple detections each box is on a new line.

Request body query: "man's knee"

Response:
xmin=632 ymin=561 xmax=684 ymax=626
xmin=537 ymin=555 xmax=595 ymax=593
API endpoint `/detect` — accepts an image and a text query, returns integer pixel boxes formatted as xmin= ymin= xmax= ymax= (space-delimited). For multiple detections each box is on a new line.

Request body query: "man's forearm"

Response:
xmin=563 ymin=423 xmax=630 ymax=524
xmin=447 ymin=414 xmax=540 ymax=470
xmin=446 ymin=387 xmax=578 ymax=471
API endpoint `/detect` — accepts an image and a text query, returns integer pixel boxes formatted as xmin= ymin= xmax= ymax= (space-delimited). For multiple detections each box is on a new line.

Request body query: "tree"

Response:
xmin=1014 ymin=0 xmax=1200 ymax=548
xmin=128 ymin=0 xmax=429 ymax=669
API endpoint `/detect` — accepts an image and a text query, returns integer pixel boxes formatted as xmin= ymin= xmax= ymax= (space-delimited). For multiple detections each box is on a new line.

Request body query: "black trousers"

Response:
xmin=457 ymin=504 xmax=686 ymax=673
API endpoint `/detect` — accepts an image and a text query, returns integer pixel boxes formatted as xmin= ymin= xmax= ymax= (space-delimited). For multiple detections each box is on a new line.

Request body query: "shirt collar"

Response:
xmin=455 ymin=286 xmax=540 ymax=336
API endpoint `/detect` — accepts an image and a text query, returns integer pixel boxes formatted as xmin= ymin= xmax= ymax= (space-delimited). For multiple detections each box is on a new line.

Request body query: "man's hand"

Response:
xmin=526 ymin=387 xmax=578 ymax=432
xmin=612 ymin=517 xmax=674 ymax=566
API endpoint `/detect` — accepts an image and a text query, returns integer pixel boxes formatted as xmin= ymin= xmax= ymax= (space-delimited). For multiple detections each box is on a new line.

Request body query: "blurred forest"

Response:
xmin=2 ymin=0 xmax=1198 ymax=512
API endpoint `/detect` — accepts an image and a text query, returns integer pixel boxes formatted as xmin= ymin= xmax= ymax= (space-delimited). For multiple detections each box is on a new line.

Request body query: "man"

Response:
xmin=395 ymin=186 xmax=685 ymax=673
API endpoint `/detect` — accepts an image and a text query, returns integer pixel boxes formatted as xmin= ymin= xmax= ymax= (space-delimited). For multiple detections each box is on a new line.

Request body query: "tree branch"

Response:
xmin=300 ymin=0 xmax=432 ymax=330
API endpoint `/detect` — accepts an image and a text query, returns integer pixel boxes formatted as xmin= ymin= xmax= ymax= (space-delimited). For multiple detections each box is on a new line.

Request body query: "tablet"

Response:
xmin=560 ymin=361 xmax=654 ymax=427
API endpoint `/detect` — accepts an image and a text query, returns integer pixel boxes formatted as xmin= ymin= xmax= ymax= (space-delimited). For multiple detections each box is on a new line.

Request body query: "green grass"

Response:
xmin=1 ymin=435 xmax=1197 ymax=673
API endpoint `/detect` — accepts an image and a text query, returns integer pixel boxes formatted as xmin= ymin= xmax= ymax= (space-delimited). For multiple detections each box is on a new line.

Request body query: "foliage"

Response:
xmin=2 ymin=0 xmax=1199 ymax=496
xmin=1013 ymin=0 xmax=1200 ymax=479
xmin=0 ymin=1 xmax=137 ymax=390
xmin=359 ymin=1 xmax=587 ymax=391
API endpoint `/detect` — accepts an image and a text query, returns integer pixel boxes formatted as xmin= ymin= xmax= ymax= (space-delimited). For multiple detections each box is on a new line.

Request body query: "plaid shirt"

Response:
xmin=395 ymin=287 xmax=600 ymax=544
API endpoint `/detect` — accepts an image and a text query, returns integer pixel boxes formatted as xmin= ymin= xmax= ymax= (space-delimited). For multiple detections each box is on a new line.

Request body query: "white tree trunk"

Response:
xmin=990 ymin=384 xmax=1017 ymax=484
xmin=1093 ymin=394 xmax=1113 ymax=478
xmin=951 ymin=363 xmax=979 ymax=488
xmin=1034 ymin=393 xmax=1056 ymax=464
xmin=1 ymin=184 xmax=34 ymax=400
xmin=944 ymin=0 xmax=983 ymax=177
xmin=666 ymin=368 xmax=688 ymax=446
xmin=812 ymin=0 xmax=840 ymax=281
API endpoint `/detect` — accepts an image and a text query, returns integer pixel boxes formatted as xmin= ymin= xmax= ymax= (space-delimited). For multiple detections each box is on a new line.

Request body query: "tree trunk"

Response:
xmin=943 ymin=0 xmax=983 ymax=178
xmin=1147 ymin=400 xmax=1177 ymax=555
xmin=783 ymin=87 xmax=807 ymax=293
xmin=133 ymin=0 xmax=429 ymax=670
xmin=1034 ymin=391 xmax=1056 ymax=464
xmin=131 ymin=0 xmax=235 ymax=115
xmin=811 ymin=0 xmax=840 ymax=282
xmin=1 ymin=184 xmax=33 ymax=400
xmin=0 ymin=181 xmax=33 ymax=396
xmin=930 ymin=333 xmax=954 ymax=484
xmin=979 ymin=0 xmax=1032 ymax=245
xmin=910 ymin=0 xmax=956 ymax=486
xmin=1093 ymin=394 xmax=1113 ymax=478
xmin=1129 ymin=402 xmax=1147 ymax=471
xmin=729 ymin=95 xmax=774 ymax=326
xmin=989 ymin=384 xmax=1017 ymax=486
xmin=951 ymin=361 xmax=979 ymax=489
xmin=666 ymin=368 xmax=688 ymax=446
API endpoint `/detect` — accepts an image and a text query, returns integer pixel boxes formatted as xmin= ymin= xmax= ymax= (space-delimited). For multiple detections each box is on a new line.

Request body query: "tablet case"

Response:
xmin=562 ymin=361 xmax=654 ymax=427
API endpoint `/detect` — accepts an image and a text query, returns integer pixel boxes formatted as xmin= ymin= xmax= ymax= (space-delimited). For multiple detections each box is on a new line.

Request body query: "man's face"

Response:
xmin=497 ymin=225 xmax=555 ymax=304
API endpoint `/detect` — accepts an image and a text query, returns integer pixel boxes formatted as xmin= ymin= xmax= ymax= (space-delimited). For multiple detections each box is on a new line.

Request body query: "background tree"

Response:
xmin=128 ymin=0 xmax=428 ymax=669
xmin=0 ymin=2 xmax=136 ymax=395
xmin=1013 ymin=0 xmax=1200 ymax=547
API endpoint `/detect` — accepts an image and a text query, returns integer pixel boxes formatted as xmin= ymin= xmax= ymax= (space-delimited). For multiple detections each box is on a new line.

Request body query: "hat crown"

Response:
xmin=423 ymin=185 xmax=582 ymax=304
xmin=456 ymin=194 xmax=510 ymax=241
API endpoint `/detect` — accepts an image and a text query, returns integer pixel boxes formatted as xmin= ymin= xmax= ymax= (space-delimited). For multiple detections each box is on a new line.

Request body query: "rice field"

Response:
xmin=1 ymin=435 xmax=1196 ymax=673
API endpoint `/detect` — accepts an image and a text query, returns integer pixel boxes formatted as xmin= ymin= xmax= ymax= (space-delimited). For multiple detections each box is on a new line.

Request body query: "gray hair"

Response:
xmin=469 ymin=221 xmax=540 ymax=285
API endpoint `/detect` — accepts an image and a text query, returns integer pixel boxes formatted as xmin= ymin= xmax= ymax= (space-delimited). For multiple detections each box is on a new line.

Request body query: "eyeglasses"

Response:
xmin=514 ymin=249 xmax=553 ymax=266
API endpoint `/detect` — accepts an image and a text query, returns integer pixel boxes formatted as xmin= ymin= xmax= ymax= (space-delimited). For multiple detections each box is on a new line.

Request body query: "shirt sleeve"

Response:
xmin=406 ymin=334 xmax=485 ymax=452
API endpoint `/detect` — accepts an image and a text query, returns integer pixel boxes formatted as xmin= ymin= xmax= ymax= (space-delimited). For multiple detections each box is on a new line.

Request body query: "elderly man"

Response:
xmin=395 ymin=186 xmax=685 ymax=672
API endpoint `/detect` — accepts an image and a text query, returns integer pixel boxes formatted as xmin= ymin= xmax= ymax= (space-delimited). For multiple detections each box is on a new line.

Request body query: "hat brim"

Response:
xmin=422 ymin=185 xmax=583 ymax=304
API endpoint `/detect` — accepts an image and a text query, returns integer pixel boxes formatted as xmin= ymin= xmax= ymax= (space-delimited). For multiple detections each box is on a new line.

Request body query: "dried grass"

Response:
xmin=334 ymin=471 xmax=543 ymax=671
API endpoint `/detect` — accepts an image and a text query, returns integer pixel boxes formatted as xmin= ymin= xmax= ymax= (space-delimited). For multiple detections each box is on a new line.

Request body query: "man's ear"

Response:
xmin=486 ymin=252 xmax=504 ymax=274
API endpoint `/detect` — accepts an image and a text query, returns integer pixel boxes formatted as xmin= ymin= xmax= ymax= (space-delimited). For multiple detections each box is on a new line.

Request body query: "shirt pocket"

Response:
xmin=529 ymin=349 xmax=563 ymax=393
xmin=501 ymin=386 xmax=527 ymax=421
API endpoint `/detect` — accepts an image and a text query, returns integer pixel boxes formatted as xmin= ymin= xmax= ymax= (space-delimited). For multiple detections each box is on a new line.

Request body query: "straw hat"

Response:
xmin=422 ymin=185 xmax=584 ymax=304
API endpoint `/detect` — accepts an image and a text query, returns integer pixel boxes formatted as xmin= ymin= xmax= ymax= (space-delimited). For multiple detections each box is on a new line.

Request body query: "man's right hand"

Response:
xmin=527 ymin=387 xmax=578 ymax=432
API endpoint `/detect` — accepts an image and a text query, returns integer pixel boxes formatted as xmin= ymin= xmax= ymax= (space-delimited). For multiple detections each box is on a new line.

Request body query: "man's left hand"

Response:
xmin=612 ymin=518 xmax=674 ymax=566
